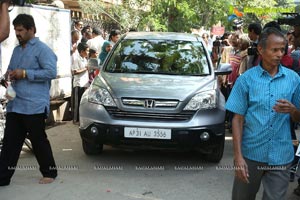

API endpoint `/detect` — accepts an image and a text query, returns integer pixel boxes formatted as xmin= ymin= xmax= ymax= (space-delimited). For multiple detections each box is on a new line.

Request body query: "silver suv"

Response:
xmin=79 ymin=32 xmax=231 ymax=162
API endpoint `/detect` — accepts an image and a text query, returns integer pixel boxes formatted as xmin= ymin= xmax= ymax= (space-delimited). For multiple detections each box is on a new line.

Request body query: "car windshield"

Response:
xmin=104 ymin=39 xmax=211 ymax=75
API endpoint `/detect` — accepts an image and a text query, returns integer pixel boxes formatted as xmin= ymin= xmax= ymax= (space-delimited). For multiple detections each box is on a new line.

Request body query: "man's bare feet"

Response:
xmin=39 ymin=177 xmax=55 ymax=184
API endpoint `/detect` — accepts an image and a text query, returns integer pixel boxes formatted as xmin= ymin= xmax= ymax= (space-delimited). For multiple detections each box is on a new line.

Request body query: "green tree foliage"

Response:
xmin=233 ymin=0 xmax=295 ymax=31
xmin=77 ymin=0 xmax=295 ymax=33
xmin=140 ymin=0 xmax=230 ymax=32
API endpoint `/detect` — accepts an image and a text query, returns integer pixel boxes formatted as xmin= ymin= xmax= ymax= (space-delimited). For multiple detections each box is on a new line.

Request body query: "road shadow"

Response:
xmin=46 ymin=121 xmax=68 ymax=130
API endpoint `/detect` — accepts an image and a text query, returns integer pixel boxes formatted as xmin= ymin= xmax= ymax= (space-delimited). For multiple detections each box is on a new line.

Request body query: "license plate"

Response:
xmin=124 ymin=127 xmax=171 ymax=140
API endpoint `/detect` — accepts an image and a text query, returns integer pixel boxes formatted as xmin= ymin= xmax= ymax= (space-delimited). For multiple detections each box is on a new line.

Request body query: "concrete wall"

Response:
xmin=47 ymin=98 xmax=72 ymax=125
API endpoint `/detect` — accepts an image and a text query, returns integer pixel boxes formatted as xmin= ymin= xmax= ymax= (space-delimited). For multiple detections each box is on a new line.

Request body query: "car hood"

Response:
xmin=96 ymin=73 xmax=216 ymax=101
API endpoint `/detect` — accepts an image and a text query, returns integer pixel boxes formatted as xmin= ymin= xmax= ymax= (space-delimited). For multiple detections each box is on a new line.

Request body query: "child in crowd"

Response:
xmin=87 ymin=48 xmax=100 ymax=83
xmin=71 ymin=42 xmax=89 ymax=123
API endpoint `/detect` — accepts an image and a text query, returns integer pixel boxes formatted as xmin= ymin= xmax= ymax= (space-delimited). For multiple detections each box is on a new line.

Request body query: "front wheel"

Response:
xmin=82 ymin=140 xmax=103 ymax=155
xmin=204 ymin=137 xmax=225 ymax=163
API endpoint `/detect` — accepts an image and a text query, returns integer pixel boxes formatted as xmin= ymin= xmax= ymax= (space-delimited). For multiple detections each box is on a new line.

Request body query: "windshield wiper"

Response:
xmin=154 ymin=72 xmax=181 ymax=75
xmin=156 ymin=72 xmax=211 ymax=76
xmin=189 ymin=73 xmax=211 ymax=76
xmin=128 ymin=71 xmax=155 ymax=74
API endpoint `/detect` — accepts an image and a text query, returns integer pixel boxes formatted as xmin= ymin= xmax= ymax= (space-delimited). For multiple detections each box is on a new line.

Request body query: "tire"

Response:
xmin=204 ymin=137 xmax=225 ymax=163
xmin=82 ymin=140 xmax=103 ymax=155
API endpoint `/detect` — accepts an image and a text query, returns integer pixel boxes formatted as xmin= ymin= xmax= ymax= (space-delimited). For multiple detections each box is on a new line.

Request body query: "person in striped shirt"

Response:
xmin=226 ymin=27 xmax=300 ymax=200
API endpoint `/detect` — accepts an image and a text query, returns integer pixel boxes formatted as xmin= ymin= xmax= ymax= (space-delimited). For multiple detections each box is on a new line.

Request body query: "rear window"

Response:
xmin=104 ymin=39 xmax=211 ymax=75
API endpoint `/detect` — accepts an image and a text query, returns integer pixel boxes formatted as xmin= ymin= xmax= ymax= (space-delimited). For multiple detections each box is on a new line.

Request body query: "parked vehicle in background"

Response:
xmin=79 ymin=32 xmax=232 ymax=162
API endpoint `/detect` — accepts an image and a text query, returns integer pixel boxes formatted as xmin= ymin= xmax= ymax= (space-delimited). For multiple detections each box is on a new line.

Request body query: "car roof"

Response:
xmin=123 ymin=32 xmax=200 ymax=42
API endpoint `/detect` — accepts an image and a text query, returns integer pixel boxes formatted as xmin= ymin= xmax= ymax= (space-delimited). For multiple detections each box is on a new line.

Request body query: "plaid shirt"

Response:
xmin=6 ymin=37 xmax=57 ymax=116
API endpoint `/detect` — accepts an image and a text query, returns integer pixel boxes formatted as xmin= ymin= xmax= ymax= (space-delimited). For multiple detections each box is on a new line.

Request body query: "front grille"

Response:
xmin=106 ymin=107 xmax=195 ymax=122
xmin=122 ymin=98 xmax=178 ymax=108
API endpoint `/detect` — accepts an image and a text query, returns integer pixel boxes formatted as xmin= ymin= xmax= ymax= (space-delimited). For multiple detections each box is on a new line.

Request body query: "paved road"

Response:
xmin=0 ymin=121 xmax=299 ymax=200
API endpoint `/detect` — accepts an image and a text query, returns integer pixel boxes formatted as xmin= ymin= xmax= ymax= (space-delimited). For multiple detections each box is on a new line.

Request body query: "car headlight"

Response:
xmin=88 ymin=87 xmax=116 ymax=107
xmin=183 ymin=90 xmax=217 ymax=111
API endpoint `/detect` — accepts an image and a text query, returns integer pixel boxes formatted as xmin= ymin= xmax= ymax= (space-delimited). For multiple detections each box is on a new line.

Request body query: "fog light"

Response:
xmin=200 ymin=132 xmax=210 ymax=141
xmin=90 ymin=126 xmax=98 ymax=136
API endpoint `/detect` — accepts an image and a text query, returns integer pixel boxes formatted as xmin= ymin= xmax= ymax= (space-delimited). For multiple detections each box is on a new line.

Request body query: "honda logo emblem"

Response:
xmin=144 ymin=99 xmax=155 ymax=108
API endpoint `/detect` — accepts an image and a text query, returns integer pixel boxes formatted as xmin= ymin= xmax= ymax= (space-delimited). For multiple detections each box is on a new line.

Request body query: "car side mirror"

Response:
xmin=214 ymin=63 xmax=232 ymax=76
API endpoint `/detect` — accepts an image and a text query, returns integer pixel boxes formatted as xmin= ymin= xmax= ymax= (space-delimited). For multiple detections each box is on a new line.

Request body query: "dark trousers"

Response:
xmin=72 ymin=86 xmax=85 ymax=122
xmin=0 ymin=112 xmax=57 ymax=185
xmin=224 ymin=85 xmax=233 ymax=127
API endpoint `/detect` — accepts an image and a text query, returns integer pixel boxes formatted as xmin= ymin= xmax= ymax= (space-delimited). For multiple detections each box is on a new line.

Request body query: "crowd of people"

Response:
xmin=70 ymin=19 xmax=121 ymax=123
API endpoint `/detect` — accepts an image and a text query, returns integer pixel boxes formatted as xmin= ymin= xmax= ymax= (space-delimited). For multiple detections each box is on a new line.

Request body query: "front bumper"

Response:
xmin=79 ymin=123 xmax=225 ymax=150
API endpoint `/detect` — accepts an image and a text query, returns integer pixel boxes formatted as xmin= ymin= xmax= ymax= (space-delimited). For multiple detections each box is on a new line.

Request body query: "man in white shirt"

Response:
xmin=87 ymin=27 xmax=104 ymax=55
xmin=72 ymin=20 xmax=83 ymax=39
